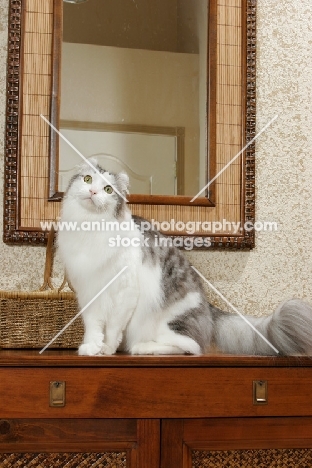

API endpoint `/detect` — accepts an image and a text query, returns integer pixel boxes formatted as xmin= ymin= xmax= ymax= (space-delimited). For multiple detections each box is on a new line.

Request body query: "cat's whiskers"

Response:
xmin=96 ymin=201 xmax=107 ymax=214
xmin=78 ymin=187 xmax=93 ymax=202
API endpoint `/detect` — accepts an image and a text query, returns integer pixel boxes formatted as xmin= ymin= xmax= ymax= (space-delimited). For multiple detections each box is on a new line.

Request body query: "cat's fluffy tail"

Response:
xmin=213 ymin=298 xmax=312 ymax=356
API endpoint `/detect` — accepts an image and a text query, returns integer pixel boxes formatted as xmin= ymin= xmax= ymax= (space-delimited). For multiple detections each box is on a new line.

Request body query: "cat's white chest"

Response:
xmin=58 ymin=228 xmax=142 ymax=293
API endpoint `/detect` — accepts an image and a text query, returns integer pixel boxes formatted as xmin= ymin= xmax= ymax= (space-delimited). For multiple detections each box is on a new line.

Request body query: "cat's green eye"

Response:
xmin=84 ymin=175 xmax=92 ymax=184
xmin=104 ymin=185 xmax=113 ymax=194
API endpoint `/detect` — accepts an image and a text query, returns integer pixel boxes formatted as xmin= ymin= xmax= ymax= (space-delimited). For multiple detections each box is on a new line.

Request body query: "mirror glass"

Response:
xmin=59 ymin=0 xmax=208 ymax=197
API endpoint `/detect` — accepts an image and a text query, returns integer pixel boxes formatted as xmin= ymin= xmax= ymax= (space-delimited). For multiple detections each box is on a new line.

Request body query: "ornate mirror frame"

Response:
xmin=3 ymin=0 xmax=256 ymax=249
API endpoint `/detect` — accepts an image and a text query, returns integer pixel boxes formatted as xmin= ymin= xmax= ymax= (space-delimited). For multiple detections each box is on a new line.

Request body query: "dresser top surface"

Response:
xmin=0 ymin=350 xmax=311 ymax=367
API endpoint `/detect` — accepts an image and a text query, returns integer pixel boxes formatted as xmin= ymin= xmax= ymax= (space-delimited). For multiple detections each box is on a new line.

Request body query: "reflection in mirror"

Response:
xmin=58 ymin=122 xmax=185 ymax=195
xmin=60 ymin=0 xmax=208 ymax=199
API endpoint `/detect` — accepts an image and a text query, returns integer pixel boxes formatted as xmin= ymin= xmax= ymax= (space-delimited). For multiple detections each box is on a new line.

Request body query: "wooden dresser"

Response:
xmin=1 ymin=351 xmax=312 ymax=467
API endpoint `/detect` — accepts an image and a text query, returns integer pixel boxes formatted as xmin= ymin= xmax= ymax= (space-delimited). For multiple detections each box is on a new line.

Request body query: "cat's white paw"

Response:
xmin=131 ymin=341 xmax=184 ymax=355
xmin=131 ymin=342 xmax=154 ymax=355
xmin=78 ymin=343 xmax=103 ymax=356
xmin=78 ymin=342 xmax=116 ymax=356
xmin=99 ymin=343 xmax=115 ymax=355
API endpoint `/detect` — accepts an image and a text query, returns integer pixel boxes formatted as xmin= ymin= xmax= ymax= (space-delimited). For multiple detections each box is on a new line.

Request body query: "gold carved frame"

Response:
xmin=3 ymin=0 xmax=256 ymax=248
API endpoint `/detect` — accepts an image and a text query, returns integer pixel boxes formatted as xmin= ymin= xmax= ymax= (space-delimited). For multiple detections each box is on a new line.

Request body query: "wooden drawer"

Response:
xmin=1 ymin=367 xmax=312 ymax=419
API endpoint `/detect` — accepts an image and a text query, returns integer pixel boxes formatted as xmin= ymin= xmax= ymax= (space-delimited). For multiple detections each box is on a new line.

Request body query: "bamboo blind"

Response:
xmin=19 ymin=0 xmax=244 ymax=237
xmin=192 ymin=449 xmax=312 ymax=468
xmin=0 ymin=452 xmax=127 ymax=467
xmin=20 ymin=0 xmax=59 ymax=228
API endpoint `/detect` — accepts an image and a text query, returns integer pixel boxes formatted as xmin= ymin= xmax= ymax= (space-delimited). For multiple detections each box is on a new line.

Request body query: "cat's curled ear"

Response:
xmin=88 ymin=157 xmax=99 ymax=168
xmin=78 ymin=157 xmax=98 ymax=174
xmin=116 ymin=172 xmax=130 ymax=195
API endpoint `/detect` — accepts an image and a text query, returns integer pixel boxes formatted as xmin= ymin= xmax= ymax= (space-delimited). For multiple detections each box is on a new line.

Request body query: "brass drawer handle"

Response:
xmin=253 ymin=380 xmax=268 ymax=405
xmin=49 ymin=381 xmax=66 ymax=407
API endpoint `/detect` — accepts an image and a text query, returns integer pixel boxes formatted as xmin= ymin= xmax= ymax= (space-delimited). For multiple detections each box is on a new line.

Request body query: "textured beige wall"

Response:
xmin=0 ymin=0 xmax=311 ymax=319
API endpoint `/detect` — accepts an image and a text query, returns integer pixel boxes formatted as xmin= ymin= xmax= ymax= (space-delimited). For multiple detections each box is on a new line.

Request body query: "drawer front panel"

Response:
xmin=0 ymin=367 xmax=311 ymax=418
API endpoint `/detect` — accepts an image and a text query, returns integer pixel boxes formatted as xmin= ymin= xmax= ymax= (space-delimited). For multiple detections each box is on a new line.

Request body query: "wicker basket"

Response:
xmin=0 ymin=228 xmax=82 ymax=349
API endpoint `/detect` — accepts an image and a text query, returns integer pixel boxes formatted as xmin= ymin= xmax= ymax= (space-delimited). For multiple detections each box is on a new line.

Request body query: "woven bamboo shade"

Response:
xmin=0 ymin=452 xmax=127 ymax=468
xmin=20 ymin=0 xmax=59 ymax=228
xmin=192 ymin=449 xmax=312 ymax=468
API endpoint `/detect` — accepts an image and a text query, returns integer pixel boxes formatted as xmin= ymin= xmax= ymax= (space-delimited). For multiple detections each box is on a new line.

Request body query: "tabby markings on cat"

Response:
xmin=57 ymin=160 xmax=312 ymax=356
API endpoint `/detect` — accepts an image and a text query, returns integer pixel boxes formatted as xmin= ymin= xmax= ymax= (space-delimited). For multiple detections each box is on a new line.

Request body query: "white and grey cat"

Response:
xmin=58 ymin=160 xmax=312 ymax=356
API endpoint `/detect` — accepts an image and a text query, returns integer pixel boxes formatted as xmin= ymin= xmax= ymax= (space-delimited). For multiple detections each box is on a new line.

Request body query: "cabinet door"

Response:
xmin=0 ymin=418 xmax=159 ymax=468
xmin=161 ymin=418 xmax=312 ymax=468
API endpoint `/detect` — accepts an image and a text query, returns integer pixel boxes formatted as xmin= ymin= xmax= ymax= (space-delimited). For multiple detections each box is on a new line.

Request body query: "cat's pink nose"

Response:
xmin=89 ymin=189 xmax=97 ymax=195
